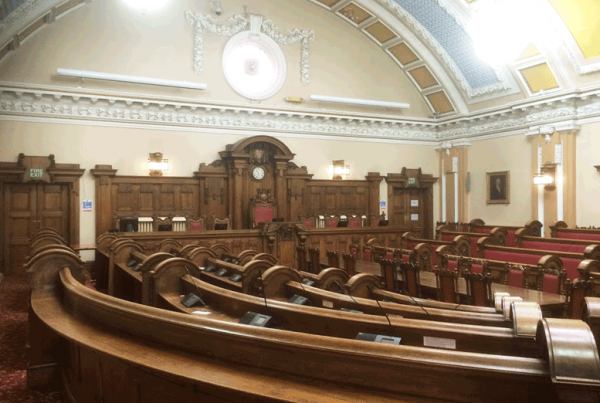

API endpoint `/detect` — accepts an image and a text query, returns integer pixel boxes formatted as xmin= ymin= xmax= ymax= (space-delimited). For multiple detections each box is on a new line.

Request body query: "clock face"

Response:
xmin=252 ymin=166 xmax=265 ymax=180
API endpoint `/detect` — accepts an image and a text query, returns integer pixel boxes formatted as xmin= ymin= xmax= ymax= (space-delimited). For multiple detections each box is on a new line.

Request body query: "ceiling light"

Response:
xmin=468 ymin=0 xmax=540 ymax=66
xmin=120 ymin=0 xmax=172 ymax=14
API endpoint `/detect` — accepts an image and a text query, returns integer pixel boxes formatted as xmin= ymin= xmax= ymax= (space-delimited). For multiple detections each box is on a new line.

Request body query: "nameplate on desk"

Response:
xmin=322 ymin=300 xmax=334 ymax=308
xmin=192 ymin=311 xmax=211 ymax=315
xmin=423 ymin=336 xmax=456 ymax=350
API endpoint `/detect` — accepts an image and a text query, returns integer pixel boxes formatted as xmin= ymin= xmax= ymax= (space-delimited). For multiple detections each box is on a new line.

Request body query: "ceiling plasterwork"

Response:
xmin=3 ymin=82 xmax=600 ymax=144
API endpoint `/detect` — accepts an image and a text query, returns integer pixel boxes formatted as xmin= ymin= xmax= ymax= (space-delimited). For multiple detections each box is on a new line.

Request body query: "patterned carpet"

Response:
xmin=0 ymin=273 xmax=63 ymax=403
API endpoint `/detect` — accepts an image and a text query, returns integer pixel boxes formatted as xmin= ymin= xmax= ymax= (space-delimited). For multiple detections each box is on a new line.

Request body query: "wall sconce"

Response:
xmin=533 ymin=163 xmax=556 ymax=190
xmin=330 ymin=160 xmax=350 ymax=180
xmin=148 ymin=152 xmax=169 ymax=176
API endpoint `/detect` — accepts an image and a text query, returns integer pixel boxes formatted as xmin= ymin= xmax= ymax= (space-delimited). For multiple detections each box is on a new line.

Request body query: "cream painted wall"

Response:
xmin=576 ymin=121 xmax=600 ymax=227
xmin=468 ymin=134 xmax=533 ymax=226
xmin=0 ymin=0 xmax=431 ymax=118
xmin=0 ymin=119 xmax=439 ymax=260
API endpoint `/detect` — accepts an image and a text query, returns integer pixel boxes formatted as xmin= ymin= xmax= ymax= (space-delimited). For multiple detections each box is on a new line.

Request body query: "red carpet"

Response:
xmin=0 ymin=273 xmax=62 ymax=403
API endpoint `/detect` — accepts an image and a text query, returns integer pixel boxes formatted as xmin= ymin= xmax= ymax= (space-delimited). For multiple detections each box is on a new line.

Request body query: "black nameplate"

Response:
xmin=204 ymin=265 xmax=217 ymax=273
xmin=302 ymin=279 xmax=315 ymax=286
xmin=356 ymin=332 xmax=401 ymax=345
xmin=126 ymin=258 xmax=138 ymax=268
xmin=132 ymin=264 xmax=142 ymax=272
xmin=288 ymin=294 xmax=311 ymax=305
xmin=216 ymin=268 xmax=229 ymax=277
xmin=181 ymin=293 xmax=206 ymax=308
xmin=229 ymin=274 xmax=242 ymax=282
xmin=239 ymin=312 xmax=275 ymax=328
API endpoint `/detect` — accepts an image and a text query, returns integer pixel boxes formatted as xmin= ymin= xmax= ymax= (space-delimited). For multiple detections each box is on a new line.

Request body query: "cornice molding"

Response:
xmin=2 ymin=82 xmax=600 ymax=143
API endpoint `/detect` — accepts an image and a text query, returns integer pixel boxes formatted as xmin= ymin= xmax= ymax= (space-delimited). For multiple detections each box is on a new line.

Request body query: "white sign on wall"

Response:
xmin=411 ymin=200 xmax=419 ymax=207
xmin=82 ymin=200 xmax=93 ymax=212
xmin=411 ymin=214 xmax=419 ymax=221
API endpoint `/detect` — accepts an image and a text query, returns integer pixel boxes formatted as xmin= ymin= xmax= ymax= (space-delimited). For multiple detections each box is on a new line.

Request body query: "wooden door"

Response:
xmin=3 ymin=183 xmax=70 ymax=273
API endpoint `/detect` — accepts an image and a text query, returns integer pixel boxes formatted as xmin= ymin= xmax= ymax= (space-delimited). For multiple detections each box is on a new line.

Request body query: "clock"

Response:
xmin=252 ymin=166 xmax=265 ymax=180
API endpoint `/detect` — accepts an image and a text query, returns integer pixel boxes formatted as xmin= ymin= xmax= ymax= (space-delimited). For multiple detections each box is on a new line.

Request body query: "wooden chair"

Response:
xmin=299 ymin=215 xmax=315 ymax=229
xmin=187 ymin=217 xmax=205 ymax=233
xmin=342 ymin=253 xmax=356 ymax=277
xmin=308 ymin=247 xmax=321 ymax=274
xmin=399 ymin=262 xmax=420 ymax=297
xmin=435 ymin=267 xmax=459 ymax=304
xmin=325 ymin=215 xmax=339 ymax=228
xmin=249 ymin=189 xmax=277 ymax=228
xmin=348 ymin=215 xmax=361 ymax=228
xmin=379 ymin=259 xmax=397 ymax=292
xmin=371 ymin=213 xmax=386 ymax=227
xmin=537 ymin=267 xmax=567 ymax=295
xmin=464 ymin=271 xmax=493 ymax=307
xmin=296 ymin=245 xmax=309 ymax=271
xmin=565 ymin=279 xmax=593 ymax=319
xmin=326 ymin=250 xmax=340 ymax=268
xmin=154 ymin=216 xmax=173 ymax=232
xmin=212 ymin=215 xmax=231 ymax=230
xmin=384 ymin=247 xmax=395 ymax=261
xmin=502 ymin=265 xmax=525 ymax=288
xmin=363 ymin=245 xmax=373 ymax=262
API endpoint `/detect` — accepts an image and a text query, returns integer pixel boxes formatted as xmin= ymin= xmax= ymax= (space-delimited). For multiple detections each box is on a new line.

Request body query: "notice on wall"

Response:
xmin=379 ymin=200 xmax=386 ymax=211
xmin=410 ymin=200 xmax=419 ymax=207
xmin=411 ymin=214 xmax=419 ymax=221
xmin=82 ymin=200 xmax=93 ymax=212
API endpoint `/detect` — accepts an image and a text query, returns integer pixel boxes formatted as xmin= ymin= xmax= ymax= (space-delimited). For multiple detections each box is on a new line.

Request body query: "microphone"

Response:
xmin=258 ymin=269 xmax=268 ymax=309
xmin=366 ymin=284 xmax=396 ymax=337
xmin=332 ymin=280 xmax=363 ymax=314
xmin=399 ymin=288 xmax=431 ymax=318
xmin=183 ymin=266 xmax=207 ymax=307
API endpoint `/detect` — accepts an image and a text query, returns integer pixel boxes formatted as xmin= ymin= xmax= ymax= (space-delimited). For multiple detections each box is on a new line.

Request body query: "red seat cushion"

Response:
xmin=557 ymin=231 xmax=600 ymax=241
xmin=483 ymin=250 xmax=542 ymax=265
xmin=471 ymin=264 xmax=483 ymax=274
xmin=542 ymin=274 xmax=560 ymax=294
xmin=327 ymin=219 xmax=338 ymax=228
xmin=408 ymin=242 xmax=417 ymax=249
xmin=560 ymin=257 xmax=582 ymax=280
xmin=349 ymin=219 xmax=360 ymax=228
xmin=522 ymin=240 xmax=587 ymax=253
xmin=474 ymin=228 xmax=489 ymax=234
xmin=385 ymin=252 xmax=394 ymax=260
xmin=471 ymin=281 xmax=486 ymax=306
xmin=401 ymin=255 xmax=410 ymax=263
xmin=304 ymin=219 xmax=313 ymax=228
xmin=570 ymin=287 xmax=586 ymax=319
xmin=254 ymin=206 xmax=274 ymax=225
xmin=364 ymin=249 xmax=372 ymax=262
xmin=447 ymin=260 xmax=458 ymax=272
xmin=440 ymin=276 xmax=455 ymax=303
xmin=350 ymin=247 xmax=358 ymax=255
xmin=506 ymin=230 xmax=516 ymax=247
xmin=508 ymin=270 xmax=523 ymax=288
xmin=441 ymin=235 xmax=455 ymax=242
xmin=189 ymin=221 xmax=203 ymax=232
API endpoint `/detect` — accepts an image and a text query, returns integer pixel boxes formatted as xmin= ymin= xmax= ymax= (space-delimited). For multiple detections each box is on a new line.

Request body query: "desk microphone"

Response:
xmin=183 ymin=266 xmax=207 ymax=307
xmin=366 ymin=284 xmax=396 ymax=336
xmin=400 ymin=288 xmax=431 ymax=318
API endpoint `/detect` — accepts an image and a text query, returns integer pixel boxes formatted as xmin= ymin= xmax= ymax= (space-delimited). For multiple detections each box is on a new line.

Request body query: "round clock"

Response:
xmin=252 ymin=166 xmax=265 ymax=180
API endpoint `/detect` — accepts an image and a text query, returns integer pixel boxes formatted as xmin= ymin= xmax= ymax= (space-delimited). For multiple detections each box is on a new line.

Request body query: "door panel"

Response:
xmin=4 ymin=183 xmax=70 ymax=273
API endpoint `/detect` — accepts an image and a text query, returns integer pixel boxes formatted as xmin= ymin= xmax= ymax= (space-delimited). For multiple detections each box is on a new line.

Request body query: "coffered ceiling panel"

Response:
xmin=408 ymin=66 xmax=439 ymax=89
xmin=519 ymin=63 xmax=560 ymax=94
xmin=364 ymin=21 xmax=397 ymax=44
xmin=387 ymin=42 xmax=420 ymax=66
xmin=338 ymin=3 xmax=372 ymax=24
xmin=426 ymin=91 xmax=454 ymax=114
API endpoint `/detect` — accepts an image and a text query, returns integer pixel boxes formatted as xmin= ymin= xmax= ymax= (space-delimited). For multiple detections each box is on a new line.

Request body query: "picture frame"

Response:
xmin=486 ymin=171 xmax=510 ymax=204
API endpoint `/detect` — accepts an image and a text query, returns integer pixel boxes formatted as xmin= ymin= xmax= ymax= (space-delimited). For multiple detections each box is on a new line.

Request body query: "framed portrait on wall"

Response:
xmin=486 ymin=171 xmax=510 ymax=204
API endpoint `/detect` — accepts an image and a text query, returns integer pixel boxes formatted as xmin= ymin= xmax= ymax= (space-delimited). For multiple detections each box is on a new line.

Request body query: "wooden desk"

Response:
xmin=322 ymin=258 xmax=566 ymax=310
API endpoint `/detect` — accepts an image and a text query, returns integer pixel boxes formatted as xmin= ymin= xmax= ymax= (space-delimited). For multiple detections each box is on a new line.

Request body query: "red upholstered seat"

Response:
xmin=408 ymin=242 xmax=417 ymax=249
xmin=569 ymin=287 xmax=587 ymax=319
xmin=470 ymin=239 xmax=479 ymax=257
xmin=560 ymin=257 xmax=582 ymax=280
xmin=522 ymin=240 xmax=587 ymax=253
xmin=447 ymin=260 xmax=458 ymax=272
xmin=542 ymin=274 xmax=560 ymax=294
xmin=483 ymin=250 xmax=541 ymax=265
xmin=349 ymin=218 xmax=360 ymax=227
xmin=441 ymin=235 xmax=454 ymax=242
xmin=431 ymin=252 xmax=437 ymax=266
xmin=350 ymin=246 xmax=358 ymax=255
xmin=327 ymin=219 xmax=338 ymax=228
xmin=304 ymin=219 xmax=314 ymax=228
xmin=506 ymin=230 xmax=516 ymax=247
xmin=401 ymin=254 xmax=410 ymax=263
xmin=373 ymin=219 xmax=380 ymax=227
xmin=471 ymin=281 xmax=486 ymax=306
xmin=473 ymin=228 xmax=489 ymax=234
xmin=471 ymin=264 xmax=483 ymax=274
xmin=189 ymin=221 xmax=203 ymax=232
xmin=254 ymin=206 xmax=274 ymax=226
xmin=508 ymin=270 xmax=523 ymax=288
xmin=406 ymin=270 xmax=418 ymax=296
xmin=557 ymin=231 xmax=600 ymax=241
xmin=364 ymin=249 xmax=372 ymax=262
xmin=385 ymin=251 xmax=394 ymax=260
xmin=440 ymin=276 xmax=456 ymax=303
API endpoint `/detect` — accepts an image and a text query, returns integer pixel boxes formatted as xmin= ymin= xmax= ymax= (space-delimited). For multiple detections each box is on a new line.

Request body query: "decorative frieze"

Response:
xmin=2 ymin=83 xmax=600 ymax=142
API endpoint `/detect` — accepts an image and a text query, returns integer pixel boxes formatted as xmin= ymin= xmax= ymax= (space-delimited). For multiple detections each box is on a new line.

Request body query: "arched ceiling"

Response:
xmin=0 ymin=0 xmax=600 ymax=119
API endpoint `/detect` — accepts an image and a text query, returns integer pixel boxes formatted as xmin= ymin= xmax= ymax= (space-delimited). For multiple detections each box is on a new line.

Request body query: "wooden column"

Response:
xmin=436 ymin=141 xmax=470 ymax=225
xmin=91 ymin=165 xmax=118 ymax=236
xmin=274 ymin=159 xmax=288 ymax=220
xmin=231 ymin=159 xmax=247 ymax=230
xmin=366 ymin=172 xmax=383 ymax=224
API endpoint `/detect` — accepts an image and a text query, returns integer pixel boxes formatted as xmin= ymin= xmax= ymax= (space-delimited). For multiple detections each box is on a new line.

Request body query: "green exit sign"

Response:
xmin=30 ymin=169 xmax=44 ymax=178
xmin=407 ymin=177 xmax=416 ymax=185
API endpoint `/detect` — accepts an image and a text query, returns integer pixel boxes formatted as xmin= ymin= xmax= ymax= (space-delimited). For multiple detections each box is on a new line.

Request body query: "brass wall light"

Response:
xmin=148 ymin=152 xmax=169 ymax=176
xmin=533 ymin=163 xmax=556 ymax=190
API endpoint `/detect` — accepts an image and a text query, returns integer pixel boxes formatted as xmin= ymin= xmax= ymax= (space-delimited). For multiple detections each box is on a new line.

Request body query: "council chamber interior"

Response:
xmin=2 ymin=0 xmax=600 ymax=402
